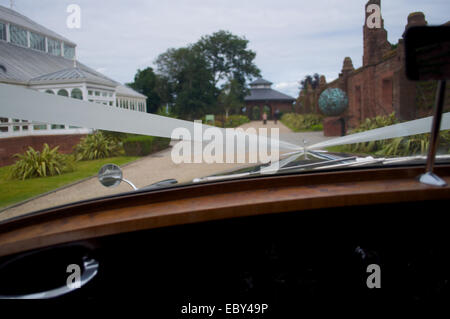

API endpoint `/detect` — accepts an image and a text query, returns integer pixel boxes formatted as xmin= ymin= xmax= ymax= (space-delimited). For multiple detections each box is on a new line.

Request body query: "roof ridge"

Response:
xmin=245 ymin=86 xmax=295 ymax=101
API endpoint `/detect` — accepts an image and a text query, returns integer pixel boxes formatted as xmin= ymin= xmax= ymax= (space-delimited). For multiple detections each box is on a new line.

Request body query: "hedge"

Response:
xmin=123 ymin=136 xmax=171 ymax=156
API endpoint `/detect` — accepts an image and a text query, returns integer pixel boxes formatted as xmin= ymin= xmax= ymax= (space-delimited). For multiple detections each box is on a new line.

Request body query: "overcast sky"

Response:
xmin=3 ymin=0 xmax=449 ymax=97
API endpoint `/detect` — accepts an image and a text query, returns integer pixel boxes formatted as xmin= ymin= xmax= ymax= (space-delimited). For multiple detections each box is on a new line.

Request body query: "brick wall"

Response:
xmin=0 ymin=134 xmax=86 ymax=167
xmin=295 ymin=3 xmax=434 ymax=131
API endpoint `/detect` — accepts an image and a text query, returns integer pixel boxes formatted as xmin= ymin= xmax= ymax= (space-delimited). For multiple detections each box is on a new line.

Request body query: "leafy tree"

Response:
xmin=128 ymin=67 xmax=161 ymax=113
xmin=153 ymin=30 xmax=261 ymax=120
xmin=155 ymin=47 xmax=217 ymax=120
xmin=154 ymin=75 xmax=173 ymax=108
xmin=218 ymin=79 xmax=243 ymax=118
xmin=300 ymin=73 xmax=321 ymax=90
xmin=193 ymin=30 xmax=260 ymax=93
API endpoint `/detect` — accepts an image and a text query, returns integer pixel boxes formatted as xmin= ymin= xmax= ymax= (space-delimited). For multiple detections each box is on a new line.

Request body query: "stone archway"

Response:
xmin=251 ymin=106 xmax=260 ymax=120
xmin=263 ymin=105 xmax=272 ymax=120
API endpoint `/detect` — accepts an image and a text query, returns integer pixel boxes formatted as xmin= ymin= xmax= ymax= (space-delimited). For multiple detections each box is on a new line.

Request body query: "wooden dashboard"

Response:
xmin=0 ymin=165 xmax=449 ymax=258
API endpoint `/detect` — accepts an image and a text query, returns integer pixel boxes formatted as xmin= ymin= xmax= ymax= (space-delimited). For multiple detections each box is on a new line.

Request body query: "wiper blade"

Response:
xmin=314 ymin=154 xmax=450 ymax=171
xmin=260 ymin=156 xmax=357 ymax=174
xmin=193 ymin=153 xmax=355 ymax=183
xmin=192 ymin=154 xmax=450 ymax=184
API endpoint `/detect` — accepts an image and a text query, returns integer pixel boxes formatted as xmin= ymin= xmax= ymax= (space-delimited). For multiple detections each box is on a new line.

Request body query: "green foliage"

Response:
xmin=252 ymin=107 xmax=260 ymax=120
xmin=281 ymin=113 xmax=324 ymax=132
xmin=193 ymin=30 xmax=261 ymax=89
xmin=416 ymin=81 xmax=437 ymax=113
xmin=99 ymin=130 xmax=129 ymax=142
xmin=1 ymin=156 xmax=138 ymax=208
xmin=300 ymin=73 xmax=321 ymax=90
xmin=123 ymin=135 xmax=170 ymax=156
xmin=74 ymin=132 xmax=123 ymax=161
xmin=332 ymin=113 xmax=450 ymax=157
xmin=156 ymin=47 xmax=217 ymax=120
xmin=224 ymin=115 xmax=250 ymax=128
xmin=351 ymin=113 xmax=398 ymax=133
xmin=154 ymin=30 xmax=260 ymax=120
xmin=310 ymin=124 xmax=324 ymax=131
xmin=218 ymin=79 xmax=244 ymax=116
xmin=156 ymin=105 xmax=178 ymax=119
xmin=127 ymin=67 xmax=169 ymax=113
xmin=9 ymin=144 xmax=74 ymax=180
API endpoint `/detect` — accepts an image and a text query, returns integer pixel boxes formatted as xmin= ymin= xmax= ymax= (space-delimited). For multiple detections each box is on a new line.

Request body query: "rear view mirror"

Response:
xmin=404 ymin=26 xmax=450 ymax=81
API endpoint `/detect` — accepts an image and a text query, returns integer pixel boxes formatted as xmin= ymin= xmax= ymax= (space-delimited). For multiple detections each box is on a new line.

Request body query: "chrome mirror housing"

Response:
xmin=98 ymin=164 xmax=123 ymax=188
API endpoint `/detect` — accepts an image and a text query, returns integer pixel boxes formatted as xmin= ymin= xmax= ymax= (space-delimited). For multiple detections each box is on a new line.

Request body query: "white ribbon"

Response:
xmin=309 ymin=113 xmax=450 ymax=150
xmin=1 ymin=83 xmax=448 ymax=153
xmin=0 ymin=83 xmax=299 ymax=151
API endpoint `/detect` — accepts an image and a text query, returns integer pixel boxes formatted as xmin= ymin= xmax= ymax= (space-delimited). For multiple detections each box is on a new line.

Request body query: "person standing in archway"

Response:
xmin=274 ymin=108 xmax=280 ymax=124
xmin=262 ymin=112 xmax=267 ymax=125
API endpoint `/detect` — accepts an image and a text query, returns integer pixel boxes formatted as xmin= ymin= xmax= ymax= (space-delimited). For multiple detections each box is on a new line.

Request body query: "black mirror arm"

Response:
xmin=419 ymin=80 xmax=448 ymax=187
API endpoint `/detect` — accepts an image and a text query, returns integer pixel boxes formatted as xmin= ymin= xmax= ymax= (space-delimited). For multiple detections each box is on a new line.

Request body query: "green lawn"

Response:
xmin=0 ymin=156 xmax=139 ymax=209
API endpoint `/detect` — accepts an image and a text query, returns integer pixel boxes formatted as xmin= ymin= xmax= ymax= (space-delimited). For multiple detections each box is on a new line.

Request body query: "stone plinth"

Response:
xmin=323 ymin=117 xmax=346 ymax=137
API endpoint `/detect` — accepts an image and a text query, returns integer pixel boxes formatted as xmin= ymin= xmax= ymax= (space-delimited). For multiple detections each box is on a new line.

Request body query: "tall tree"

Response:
xmin=193 ymin=30 xmax=261 ymax=91
xmin=128 ymin=67 xmax=161 ymax=113
xmin=218 ymin=79 xmax=243 ymax=118
xmin=300 ymin=73 xmax=321 ymax=90
xmin=155 ymin=47 xmax=217 ymax=120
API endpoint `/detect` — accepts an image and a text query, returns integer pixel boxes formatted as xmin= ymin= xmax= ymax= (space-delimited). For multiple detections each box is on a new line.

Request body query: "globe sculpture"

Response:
xmin=318 ymin=88 xmax=349 ymax=117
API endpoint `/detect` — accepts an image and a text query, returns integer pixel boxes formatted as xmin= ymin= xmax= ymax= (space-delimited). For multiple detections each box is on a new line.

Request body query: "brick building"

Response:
xmin=298 ymin=0 xmax=450 ymax=131
xmin=244 ymin=78 xmax=295 ymax=120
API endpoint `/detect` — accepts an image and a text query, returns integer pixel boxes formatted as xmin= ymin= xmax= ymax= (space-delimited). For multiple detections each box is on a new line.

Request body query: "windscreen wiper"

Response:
xmin=193 ymin=153 xmax=356 ymax=183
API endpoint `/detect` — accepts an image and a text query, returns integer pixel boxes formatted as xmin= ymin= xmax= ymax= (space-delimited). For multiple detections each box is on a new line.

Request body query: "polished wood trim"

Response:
xmin=0 ymin=165 xmax=449 ymax=257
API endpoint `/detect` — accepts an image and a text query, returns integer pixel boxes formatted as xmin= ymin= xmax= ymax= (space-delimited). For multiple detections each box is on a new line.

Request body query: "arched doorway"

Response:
xmin=251 ymin=106 xmax=260 ymax=120
xmin=263 ymin=105 xmax=272 ymax=120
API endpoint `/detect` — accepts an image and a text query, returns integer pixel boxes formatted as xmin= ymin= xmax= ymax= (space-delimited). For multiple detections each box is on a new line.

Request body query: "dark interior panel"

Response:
xmin=0 ymin=200 xmax=449 ymax=312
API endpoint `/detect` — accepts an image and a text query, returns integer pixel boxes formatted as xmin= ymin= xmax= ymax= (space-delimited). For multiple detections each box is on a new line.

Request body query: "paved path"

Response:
xmin=240 ymin=120 xmax=333 ymax=147
xmin=0 ymin=121 xmax=334 ymax=221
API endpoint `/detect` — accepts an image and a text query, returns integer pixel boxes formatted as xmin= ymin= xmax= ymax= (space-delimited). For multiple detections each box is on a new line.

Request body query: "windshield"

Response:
xmin=0 ymin=0 xmax=449 ymax=222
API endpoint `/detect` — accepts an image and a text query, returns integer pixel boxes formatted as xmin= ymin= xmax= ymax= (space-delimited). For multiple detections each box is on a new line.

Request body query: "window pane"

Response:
xmin=64 ymin=43 xmax=75 ymax=59
xmin=57 ymin=89 xmax=69 ymax=97
xmin=0 ymin=117 xmax=8 ymax=132
xmin=10 ymin=24 xmax=28 ymax=47
xmin=71 ymin=88 xmax=83 ymax=100
xmin=0 ymin=22 xmax=6 ymax=41
xmin=33 ymin=124 xmax=47 ymax=130
xmin=30 ymin=32 xmax=45 ymax=51
xmin=47 ymin=38 xmax=61 ymax=56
